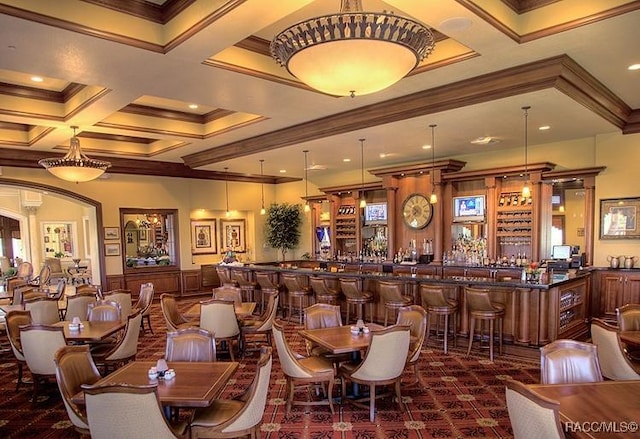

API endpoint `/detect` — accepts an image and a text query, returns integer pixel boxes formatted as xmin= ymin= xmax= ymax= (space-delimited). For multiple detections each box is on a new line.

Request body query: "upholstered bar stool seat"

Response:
xmin=309 ymin=276 xmax=340 ymax=306
xmin=339 ymin=278 xmax=374 ymax=324
xmin=465 ymin=286 xmax=505 ymax=361
xmin=231 ymin=268 xmax=257 ymax=303
xmin=281 ymin=273 xmax=313 ymax=324
xmin=255 ymin=271 xmax=280 ymax=315
xmin=420 ymin=284 xmax=458 ymax=354
xmin=378 ymin=280 xmax=413 ymax=326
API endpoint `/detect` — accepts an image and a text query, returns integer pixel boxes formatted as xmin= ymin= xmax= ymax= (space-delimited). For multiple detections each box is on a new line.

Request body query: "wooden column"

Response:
xmin=583 ymin=176 xmax=596 ymax=266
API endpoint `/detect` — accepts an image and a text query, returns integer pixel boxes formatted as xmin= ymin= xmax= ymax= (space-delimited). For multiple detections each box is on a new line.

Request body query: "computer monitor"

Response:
xmin=551 ymin=245 xmax=571 ymax=260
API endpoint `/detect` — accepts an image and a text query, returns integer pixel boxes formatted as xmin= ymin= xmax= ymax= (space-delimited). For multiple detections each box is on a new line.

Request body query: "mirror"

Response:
xmin=120 ymin=208 xmax=179 ymax=270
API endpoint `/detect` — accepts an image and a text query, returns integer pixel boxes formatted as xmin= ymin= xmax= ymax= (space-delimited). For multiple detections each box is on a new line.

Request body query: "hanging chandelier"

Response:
xmin=38 ymin=126 xmax=111 ymax=183
xmin=270 ymin=0 xmax=435 ymax=97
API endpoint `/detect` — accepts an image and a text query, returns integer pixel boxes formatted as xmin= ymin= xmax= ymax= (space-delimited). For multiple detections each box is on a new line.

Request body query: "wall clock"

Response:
xmin=402 ymin=193 xmax=433 ymax=229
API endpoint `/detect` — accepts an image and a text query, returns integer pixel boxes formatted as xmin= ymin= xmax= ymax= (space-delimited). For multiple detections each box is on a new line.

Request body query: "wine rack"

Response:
xmin=496 ymin=191 xmax=533 ymax=258
xmin=335 ymin=204 xmax=357 ymax=239
xmin=557 ymin=281 xmax=587 ymax=336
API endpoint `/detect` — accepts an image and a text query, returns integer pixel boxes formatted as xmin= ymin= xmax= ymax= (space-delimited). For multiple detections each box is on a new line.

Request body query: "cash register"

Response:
xmin=546 ymin=245 xmax=571 ymax=271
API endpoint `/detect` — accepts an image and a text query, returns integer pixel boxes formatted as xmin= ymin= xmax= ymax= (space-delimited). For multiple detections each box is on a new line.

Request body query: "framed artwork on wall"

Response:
xmin=104 ymin=227 xmax=120 ymax=240
xmin=105 ymin=243 xmax=121 ymax=256
xmin=191 ymin=219 xmax=217 ymax=254
xmin=600 ymin=197 xmax=640 ymax=239
xmin=220 ymin=219 xmax=246 ymax=253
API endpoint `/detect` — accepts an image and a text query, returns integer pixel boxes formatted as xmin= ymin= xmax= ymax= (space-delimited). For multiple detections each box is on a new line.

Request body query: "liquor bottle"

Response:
xmin=512 ymin=194 xmax=519 ymax=206
xmin=499 ymin=194 xmax=505 ymax=207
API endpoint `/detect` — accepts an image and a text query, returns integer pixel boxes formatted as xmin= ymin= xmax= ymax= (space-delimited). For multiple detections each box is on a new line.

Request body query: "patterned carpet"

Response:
xmin=0 ymin=296 xmax=540 ymax=438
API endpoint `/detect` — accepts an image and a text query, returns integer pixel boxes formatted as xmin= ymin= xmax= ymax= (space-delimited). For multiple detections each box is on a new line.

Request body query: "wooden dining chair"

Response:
xmin=165 ymin=328 xmax=216 ymax=362
xmin=134 ymin=282 xmax=155 ymax=334
xmin=87 ymin=300 xmax=122 ymax=322
xmin=82 ymin=382 xmax=188 ymax=439
xmin=590 ymin=318 xmax=640 ymax=380
xmin=21 ymin=324 xmax=68 ymax=402
xmin=90 ymin=310 xmax=143 ymax=373
xmin=540 ymin=339 xmax=603 ymax=384
xmin=616 ymin=303 xmax=640 ymax=361
xmin=5 ymin=310 xmax=32 ymax=391
xmin=190 ymin=347 xmax=273 ymax=438
xmin=24 ymin=297 xmax=60 ymax=324
xmin=339 ymin=324 xmax=410 ymax=422
xmin=212 ymin=285 xmax=243 ymax=306
xmin=272 ymin=320 xmax=335 ymax=414
xmin=103 ymin=289 xmax=132 ymax=322
xmin=396 ymin=305 xmax=428 ymax=386
xmin=65 ymin=293 xmax=98 ymax=321
xmin=241 ymin=293 xmax=279 ymax=356
xmin=54 ymin=345 xmax=101 ymax=436
xmin=160 ymin=293 xmax=199 ymax=332
xmin=303 ymin=303 xmax=350 ymax=366
xmin=200 ymin=299 xmax=241 ymax=361
xmin=505 ymin=379 xmax=564 ymax=439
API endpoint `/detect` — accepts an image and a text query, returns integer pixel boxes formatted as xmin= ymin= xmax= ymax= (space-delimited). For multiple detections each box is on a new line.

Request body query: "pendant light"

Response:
xmin=303 ymin=150 xmax=310 ymax=213
xmin=429 ymin=125 xmax=438 ymax=204
xmin=259 ymin=159 xmax=266 ymax=215
xmin=38 ymin=126 xmax=111 ymax=183
xmin=521 ymin=106 xmax=532 ymax=198
xmin=224 ymin=167 xmax=231 ymax=217
xmin=359 ymin=138 xmax=367 ymax=208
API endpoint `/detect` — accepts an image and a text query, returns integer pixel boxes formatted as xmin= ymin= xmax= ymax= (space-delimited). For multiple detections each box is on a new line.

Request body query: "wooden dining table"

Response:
xmin=298 ymin=323 xmax=384 ymax=356
xmin=52 ymin=320 xmax=125 ymax=343
xmin=620 ymin=330 xmax=640 ymax=346
xmin=528 ymin=380 xmax=640 ymax=438
xmin=72 ymin=360 xmax=239 ymax=408
xmin=0 ymin=304 xmax=24 ymax=314
xmin=183 ymin=301 xmax=257 ymax=319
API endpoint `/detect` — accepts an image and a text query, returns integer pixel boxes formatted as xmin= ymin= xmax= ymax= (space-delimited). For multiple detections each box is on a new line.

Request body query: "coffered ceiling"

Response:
xmin=0 ymin=0 xmax=638 ymax=186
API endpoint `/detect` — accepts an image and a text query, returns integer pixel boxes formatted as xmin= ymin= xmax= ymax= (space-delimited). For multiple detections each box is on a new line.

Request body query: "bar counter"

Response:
xmin=216 ymin=262 xmax=591 ymax=348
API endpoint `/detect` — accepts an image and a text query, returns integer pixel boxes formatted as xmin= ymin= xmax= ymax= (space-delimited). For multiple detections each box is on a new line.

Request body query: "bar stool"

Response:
xmin=378 ymin=280 xmax=413 ymax=326
xmin=281 ymin=273 xmax=313 ymax=324
xmin=465 ymin=286 xmax=505 ymax=361
xmin=255 ymin=271 xmax=280 ymax=315
xmin=231 ymin=268 xmax=257 ymax=303
xmin=215 ymin=266 xmax=237 ymax=287
xmin=339 ymin=278 xmax=374 ymax=324
xmin=420 ymin=284 xmax=458 ymax=354
xmin=309 ymin=277 xmax=340 ymax=305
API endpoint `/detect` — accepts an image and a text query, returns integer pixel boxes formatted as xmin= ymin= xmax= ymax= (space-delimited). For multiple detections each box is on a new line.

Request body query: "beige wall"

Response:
xmin=1 ymin=129 xmax=638 ymax=276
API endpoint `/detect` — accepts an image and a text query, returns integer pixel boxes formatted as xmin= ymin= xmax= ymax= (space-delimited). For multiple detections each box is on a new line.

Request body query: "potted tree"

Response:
xmin=265 ymin=203 xmax=302 ymax=262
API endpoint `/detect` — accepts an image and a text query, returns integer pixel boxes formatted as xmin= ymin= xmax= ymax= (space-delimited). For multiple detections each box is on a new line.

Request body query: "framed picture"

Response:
xmin=138 ymin=229 xmax=147 ymax=241
xmin=220 ymin=219 xmax=246 ymax=253
xmin=104 ymin=242 xmax=121 ymax=256
xmin=600 ymin=197 xmax=640 ymax=239
xmin=104 ymin=227 xmax=120 ymax=240
xmin=41 ymin=222 xmax=76 ymax=258
xmin=191 ymin=219 xmax=217 ymax=255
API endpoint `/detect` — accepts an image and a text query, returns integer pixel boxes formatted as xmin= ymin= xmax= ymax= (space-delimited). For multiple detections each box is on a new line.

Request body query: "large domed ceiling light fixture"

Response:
xmin=270 ymin=0 xmax=435 ymax=97
xmin=39 ymin=126 xmax=111 ymax=183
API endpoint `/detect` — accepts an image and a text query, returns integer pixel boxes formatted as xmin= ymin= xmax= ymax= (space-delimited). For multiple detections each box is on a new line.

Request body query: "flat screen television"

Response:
xmin=364 ymin=203 xmax=387 ymax=225
xmin=453 ymin=195 xmax=486 ymax=223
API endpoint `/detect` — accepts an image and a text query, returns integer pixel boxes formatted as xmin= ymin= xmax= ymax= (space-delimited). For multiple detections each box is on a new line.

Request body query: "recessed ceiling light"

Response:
xmin=188 ymin=104 xmax=198 ymax=109
xmin=30 ymin=76 xmax=43 ymax=82
xmin=279 ymin=169 xmax=286 ymax=173
xmin=379 ymin=153 xmax=386 ymax=158
xmin=343 ymin=158 xmax=351 ymax=162
xmin=422 ymin=144 xmax=432 ymax=149
xmin=539 ymin=125 xmax=551 ymax=131
xmin=628 ymin=64 xmax=640 ymax=71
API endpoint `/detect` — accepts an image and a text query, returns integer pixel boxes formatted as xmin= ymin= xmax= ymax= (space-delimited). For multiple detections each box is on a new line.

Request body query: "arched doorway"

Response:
xmin=0 ymin=177 xmax=104 ymax=286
